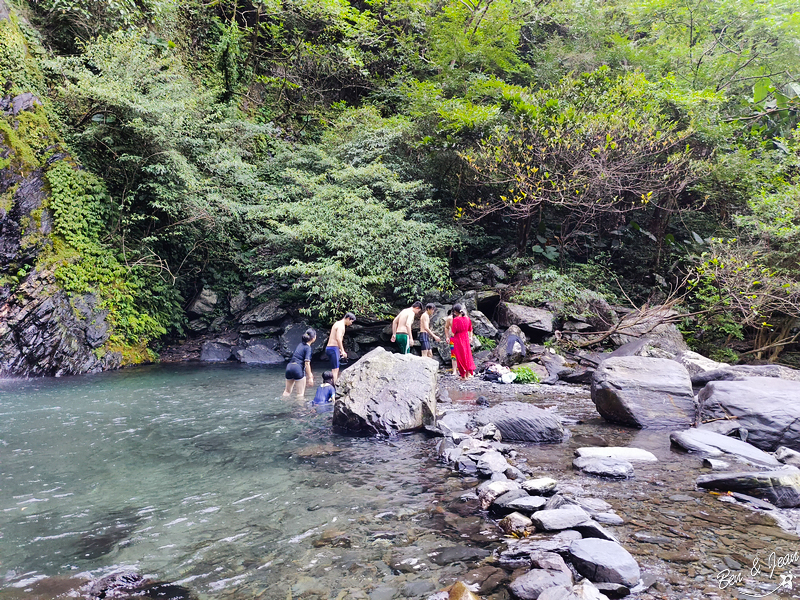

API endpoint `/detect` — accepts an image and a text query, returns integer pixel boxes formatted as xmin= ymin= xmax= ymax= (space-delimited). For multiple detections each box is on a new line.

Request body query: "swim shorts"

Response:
xmin=449 ymin=338 xmax=456 ymax=359
xmin=325 ymin=346 xmax=341 ymax=369
xmin=419 ymin=332 xmax=431 ymax=351
xmin=285 ymin=362 xmax=304 ymax=380
xmin=395 ymin=333 xmax=410 ymax=354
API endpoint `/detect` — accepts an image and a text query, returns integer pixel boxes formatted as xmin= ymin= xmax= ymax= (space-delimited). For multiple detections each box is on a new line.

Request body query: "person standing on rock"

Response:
xmin=451 ymin=304 xmax=476 ymax=379
xmin=419 ymin=303 xmax=441 ymax=359
xmin=325 ymin=312 xmax=355 ymax=384
xmin=391 ymin=301 xmax=422 ymax=354
xmin=444 ymin=308 xmax=457 ymax=375
xmin=283 ymin=328 xmax=315 ymax=397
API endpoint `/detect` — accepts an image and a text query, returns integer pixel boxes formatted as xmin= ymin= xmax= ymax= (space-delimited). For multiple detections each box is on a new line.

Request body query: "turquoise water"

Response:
xmin=0 ymin=364 xmax=471 ymax=599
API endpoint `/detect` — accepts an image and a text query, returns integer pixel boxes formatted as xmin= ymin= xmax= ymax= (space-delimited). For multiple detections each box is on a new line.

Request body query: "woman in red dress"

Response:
xmin=451 ymin=303 xmax=475 ymax=379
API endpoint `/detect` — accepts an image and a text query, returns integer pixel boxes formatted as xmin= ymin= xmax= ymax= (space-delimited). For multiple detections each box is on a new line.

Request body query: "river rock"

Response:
xmin=499 ymin=511 xmax=533 ymax=535
xmin=669 ymin=428 xmax=780 ymax=466
xmin=531 ymin=506 xmax=591 ymax=531
xmin=696 ymin=468 xmax=800 ymax=508
xmin=469 ymin=310 xmax=498 ymax=338
xmin=498 ymin=302 xmax=555 ymax=334
xmin=573 ymin=457 xmax=634 ymax=479
xmin=574 ymin=447 xmax=657 ymax=463
xmin=591 ymin=356 xmax=695 ymax=428
xmin=238 ymin=299 xmax=287 ymax=325
xmin=610 ymin=307 xmax=687 ymax=354
xmin=568 ymin=539 xmax=640 ymax=587
xmin=691 ymin=364 xmax=800 ymax=387
xmin=477 ymin=479 xmax=521 ymax=510
xmin=698 ymin=378 xmax=800 ymax=451
xmin=593 ymin=513 xmax=624 ymax=526
xmin=473 ymin=402 xmax=565 ymax=443
xmin=332 ymin=347 xmax=438 ymax=435
xmin=187 ymin=288 xmax=217 ymax=316
xmin=776 ymin=447 xmax=800 ymax=467
xmin=509 ymin=569 xmax=573 ymax=600
xmin=489 ymin=325 xmax=528 ymax=366
xmin=234 ymin=342 xmax=284 ymax=364
xmin=521 ymin=477 xmax=558 ymax=495
xmin=279 ymin=322 xmax=326 ymax=358
xmin=490 ymin=489 xmax=532 ymax=515
xmin=430 ymin=545 xmax=491 ymax=566
xmin=674 ymin=350 xmax=727 ymax=376
xmin=476 ymin=449 xmax=511 ymax=476
xmin=539 ymin=581 xmax=610 ymax=600
xmin=200 ymin=341 xmax=233 ymax=362
xmin=506 ymin=496 xmax=549 ymax=514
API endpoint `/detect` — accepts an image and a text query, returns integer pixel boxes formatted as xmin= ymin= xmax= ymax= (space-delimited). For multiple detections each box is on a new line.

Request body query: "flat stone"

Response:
xmin=593 ymin=512 xmax=624 ymax=526
xmin=703 ymin=458 xmax=731 ymax=470
xmin=575 ymin=447 xmax=658 ymax=463
xmin=506 ymin=496 xmax=549 ymax=514
xmin=521 ymin=477 xmax=559 ymax=495
xmin=473 ymin=402 xmax=565 ymax=443
xmin=696 ymin=468 xmax=800 ymax=508
xmin=531 ymin=506 xmax=591 ymax=531
xmin=572 ymin=520 xmax=618 ymax=542
xmin=490 ymin=489 xmax=531 ymax=515
xmin=430 ymin=546 xmax=491 ymax=566
xmin=573 ymin=457 xmax=634 ymax=479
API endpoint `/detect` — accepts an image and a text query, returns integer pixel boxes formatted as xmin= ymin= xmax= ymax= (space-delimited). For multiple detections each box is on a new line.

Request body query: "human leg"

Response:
xmin=326 ymin=347 xmax=341 ymax=383
xmin=283 ymin=379 xmax=294 ymax=396
xmin=295 ymin=377 xmax=307 ymax=396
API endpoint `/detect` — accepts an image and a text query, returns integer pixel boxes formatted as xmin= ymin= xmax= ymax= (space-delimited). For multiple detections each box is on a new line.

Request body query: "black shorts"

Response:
xmin=419 ymin=332 xmax=431 ymax=351
xmin=285 ymin=362 xmax=304 ymax=380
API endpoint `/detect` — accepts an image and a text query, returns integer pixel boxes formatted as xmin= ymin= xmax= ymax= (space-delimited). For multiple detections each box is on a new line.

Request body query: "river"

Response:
xmin=1 ymin=364 xmax=798 ymax=599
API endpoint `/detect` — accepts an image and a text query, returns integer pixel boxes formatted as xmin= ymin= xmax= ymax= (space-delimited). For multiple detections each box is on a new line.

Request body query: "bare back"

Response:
xmin=327 ymin=319 xmax=345 ymax=349
xmin=396 ymin=308 xmax=415 ymax=334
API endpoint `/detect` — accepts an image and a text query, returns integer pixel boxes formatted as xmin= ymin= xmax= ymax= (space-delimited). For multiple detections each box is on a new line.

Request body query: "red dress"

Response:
xmin=451 ymin=316 xmax=475 ymax=377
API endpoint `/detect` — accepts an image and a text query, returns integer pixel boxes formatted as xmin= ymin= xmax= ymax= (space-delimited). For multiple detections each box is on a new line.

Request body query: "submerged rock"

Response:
xmin=574 ymin=447 xmax=657 ymax=463
xmin=696 ymin=468 xmax=800 ymax=508
xmin=573 ymin=457 xmax=634 ymax=479
xmin=591 ymin=357 xmax=695 ymax=428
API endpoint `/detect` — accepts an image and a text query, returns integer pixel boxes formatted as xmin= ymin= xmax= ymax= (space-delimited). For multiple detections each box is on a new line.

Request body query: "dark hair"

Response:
xmin=452 ymin=303 xmax=463 ymax=315
xmin=412 ymin=301 xmax=423 ymax=309
xmin=345 ymin=312 xmax=356 ymax=321
xmin=302 ymin=328 xmax=316 ymax=344
xmin=322 ymin=370 xmax=334 ymax=383
xmin=425 ymin=303 xmax=436 ymax=311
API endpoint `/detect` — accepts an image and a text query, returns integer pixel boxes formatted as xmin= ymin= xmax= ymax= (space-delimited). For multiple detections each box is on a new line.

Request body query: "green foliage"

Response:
xmin=511 ymin=365 xmax=540 ymax=384
xmin=45 ymin=162 xmax=110 ymax=250
xmin=253 ymin=143 xmax=458 ymax=319
xmin=0 ymin=12 xmax=46 ymax=95
xmin=511 ymin=268 xmax=612 ymax=320
xmin=476 ymin=335 xmax=496 ymax=350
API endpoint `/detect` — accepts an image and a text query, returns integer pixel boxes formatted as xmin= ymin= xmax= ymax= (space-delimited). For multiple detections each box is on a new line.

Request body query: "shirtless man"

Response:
xmin=326 ymin=312 xmax=355 ymax=384
xmin=444 ymin=307 xmax=457 ymax=375
xmin=418 ymin=303 xmax=441 ymax=359
xmin=391 ymin=301 xmax=422 ymax=354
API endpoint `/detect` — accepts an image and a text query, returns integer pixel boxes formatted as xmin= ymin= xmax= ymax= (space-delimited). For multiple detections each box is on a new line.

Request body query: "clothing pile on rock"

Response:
xmin=482 ymin=363 xmax=516 ymax=384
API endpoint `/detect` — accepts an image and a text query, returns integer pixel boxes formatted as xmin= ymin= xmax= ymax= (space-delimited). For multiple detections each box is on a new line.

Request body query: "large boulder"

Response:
xmin=279 ymin=322 xmax=326 ymax=359
xmin=473 ymin=402 xmax=565 ymax=443
xmin=497 ymin=302 xmax=555 ymax=334
xmin=186 ymin=288 xmax=217 ymax=316
xmin=698 ymin=378 xmax=800 ymax=451
xmin=696 ymin=468 xmax=800 ymax=508
xmin=332 ymin=347 xmax=438 ymax=435
xmin=238 ymin=299 xmax=287 ymax=325
xmin=591 ymin=356 xmax=695 ymax=428
xmin=234 ymin=341 xmax=284 ymax=364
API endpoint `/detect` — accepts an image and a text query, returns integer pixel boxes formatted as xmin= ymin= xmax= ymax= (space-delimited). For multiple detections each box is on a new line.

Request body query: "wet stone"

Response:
xmin=506 ymin=495 xmax=548 ymax=514
xmin=531 ymin=506 xmax=591 ymax=531
xmin=573 ymin=457 xmax=634 ymax=479
xmin=429 ymin=545 xmax=491 ymax=566
xmin=593 ymin=512 xmax=624 ymax=526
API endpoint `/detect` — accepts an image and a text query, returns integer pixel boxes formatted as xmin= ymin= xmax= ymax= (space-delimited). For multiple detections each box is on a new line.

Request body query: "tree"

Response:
xmin=460 ymin=69 xmax=699 ymax=256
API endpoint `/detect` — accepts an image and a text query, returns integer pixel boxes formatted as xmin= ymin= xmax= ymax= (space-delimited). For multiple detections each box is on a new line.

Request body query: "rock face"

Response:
xmin=187 ymin=288 xmax=218 ymax=316
xmin=497 ymin=302 xmax=555 ymax=334
xmin=568 ymin=539 xmax=640 ymax=587
xmin=591 ymin=357 xmax=695 ymax=428
xmin=610 ymin=307 xmax=687 ymax=354
xmin=696 ymin=468 xmax=800 ymax=508
xmin=234 ymin=342 xmax=284 ymax=364
xmin=332 ymin=347 xmax=438 ymax=435
xmin=669 ymin=428 xmax=780 ymax=466
xmin=698 ymin=378 xmax=800 ymax=451
xmin=473 ymin=402 xmax=565 ymax=443
xmin=0 ymin=270 xmax=121 ymax=376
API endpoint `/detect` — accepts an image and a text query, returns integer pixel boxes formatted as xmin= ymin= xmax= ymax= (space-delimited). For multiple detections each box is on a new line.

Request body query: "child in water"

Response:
xmin=312 ymin=370 xmax=336 ymax=405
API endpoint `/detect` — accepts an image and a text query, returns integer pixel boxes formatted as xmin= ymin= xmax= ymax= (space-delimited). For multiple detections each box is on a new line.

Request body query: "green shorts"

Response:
xmin=395 ymin=333 xmax=410 ymax=354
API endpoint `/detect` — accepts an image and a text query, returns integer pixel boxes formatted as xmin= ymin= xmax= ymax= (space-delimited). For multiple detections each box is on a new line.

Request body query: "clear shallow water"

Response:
xmin=0 ymin=364 xmax=474 ymax=599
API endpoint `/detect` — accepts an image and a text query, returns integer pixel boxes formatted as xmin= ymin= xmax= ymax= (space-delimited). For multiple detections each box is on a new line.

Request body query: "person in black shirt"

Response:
xmin=283 ymin=328 xmax=316 ymax=397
